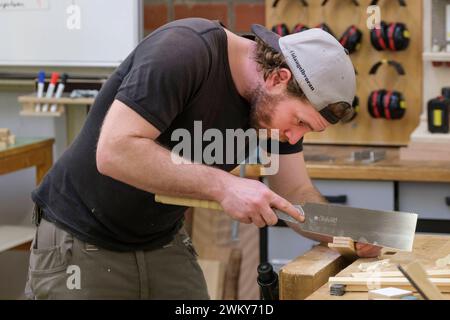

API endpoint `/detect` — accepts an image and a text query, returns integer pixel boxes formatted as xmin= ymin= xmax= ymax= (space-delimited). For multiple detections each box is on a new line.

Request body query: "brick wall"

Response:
xmin=143 ymin=0 xmax=266 ymax=35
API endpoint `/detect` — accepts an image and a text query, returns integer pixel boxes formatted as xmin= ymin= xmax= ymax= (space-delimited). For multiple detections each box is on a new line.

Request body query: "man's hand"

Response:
xmin=355 ymin=243 xmax=382 ymax=258
xmin=217 ymin=175 xmax=304 ymax=228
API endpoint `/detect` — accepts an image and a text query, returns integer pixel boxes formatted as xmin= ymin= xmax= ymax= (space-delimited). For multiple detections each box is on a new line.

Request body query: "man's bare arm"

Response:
xmin=269 ymin=152 xmax=382 ymax=257
xmin=96 ymin=100 xmax=302 ymax=226
xmin=268 ymin=152 xmax=332 ymax=243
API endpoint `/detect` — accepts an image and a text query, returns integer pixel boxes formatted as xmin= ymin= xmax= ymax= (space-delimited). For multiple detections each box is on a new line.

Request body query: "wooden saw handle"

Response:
xmin=155 ymin=195 xmax=223 ymax=211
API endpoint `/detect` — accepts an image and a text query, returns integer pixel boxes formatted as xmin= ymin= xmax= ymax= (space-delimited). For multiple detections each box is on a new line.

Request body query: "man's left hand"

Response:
xmin=355 ymin=242 xmax=382 ymax=258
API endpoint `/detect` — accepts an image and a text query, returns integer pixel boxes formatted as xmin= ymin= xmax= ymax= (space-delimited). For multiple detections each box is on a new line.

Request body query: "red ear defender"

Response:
xmin=271 ymin=23 xmax=289 ymax=36
xmin=368 ymin=60 xmax=406 ymax=120
xmin=292 ymin=23 xmax=309 ymax=33
xmin=339 ymin=25 xmax=363 ymax=54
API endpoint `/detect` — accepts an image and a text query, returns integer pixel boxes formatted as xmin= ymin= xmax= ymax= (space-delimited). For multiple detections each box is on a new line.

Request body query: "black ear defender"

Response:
xmin=340 ymin=25 xmax=363 ymax=54
xmin=368 ymin=60 xmax=406 ymax=120
xmin=370 ymin=21 xmax=410 ymax=51
xmin=316 ymin=23 xmax=336 ymax=38
xmin=370 ymin=0 xmax=406 ymax=6
xmin=292 ymin=23 xmax=309 ymax=33
xmin=347 ymin=96 xmax=360 ymax=121
xmin=322 ymin=0 xmax=359 ymax=6
xmin=271 ymin=23 xmax=290 ymax=36
xmin=273 ymin=0 xmax=308 ymax=8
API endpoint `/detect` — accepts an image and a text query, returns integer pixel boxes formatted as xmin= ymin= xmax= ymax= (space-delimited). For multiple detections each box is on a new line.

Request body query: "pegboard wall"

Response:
xmin=266 ymin=0 xmax=423 ymax=146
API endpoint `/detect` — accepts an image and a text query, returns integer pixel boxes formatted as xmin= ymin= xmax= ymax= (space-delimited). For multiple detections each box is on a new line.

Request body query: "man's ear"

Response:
xmin=266 ymin=68 xmax=292 ymax=90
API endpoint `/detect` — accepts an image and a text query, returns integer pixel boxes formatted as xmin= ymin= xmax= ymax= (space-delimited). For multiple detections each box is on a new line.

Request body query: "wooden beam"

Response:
xmin=280 ymin=245 xmax=349 ymax=300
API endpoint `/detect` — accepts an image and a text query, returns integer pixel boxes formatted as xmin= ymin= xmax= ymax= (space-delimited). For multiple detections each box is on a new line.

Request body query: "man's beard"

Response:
xmin=248 ymin=84 xmax=278 ymax=130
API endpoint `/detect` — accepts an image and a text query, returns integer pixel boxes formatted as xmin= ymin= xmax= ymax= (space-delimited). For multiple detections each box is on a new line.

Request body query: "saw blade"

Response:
xmin=298 ymin=203 xmax=418 ymax=251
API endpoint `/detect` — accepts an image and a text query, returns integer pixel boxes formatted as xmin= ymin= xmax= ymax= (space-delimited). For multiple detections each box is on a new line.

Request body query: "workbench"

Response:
xmin=263 ymin=145 xmax=450 ymax=274
xmin=0 ymin=137 xmax=54 ymax=252
xmin=303 ymin=145 xmax=450 ymax=183
xmin=279 ymin=234 xmax=450 ymax=300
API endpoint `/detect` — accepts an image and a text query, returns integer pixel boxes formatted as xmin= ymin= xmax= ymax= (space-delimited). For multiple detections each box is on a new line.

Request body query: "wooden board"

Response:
xmin=399 ymin=261 xmax=445 ymax=300
xmin=279 ymin=245 xmax=349 ymax=300
xmin=198 ymin=259 xmax=226 ymax=300
xmin=305 ymin=234 xmax=450 ymax=300
xmin=266 ymin=0 xmax=423 ymax=146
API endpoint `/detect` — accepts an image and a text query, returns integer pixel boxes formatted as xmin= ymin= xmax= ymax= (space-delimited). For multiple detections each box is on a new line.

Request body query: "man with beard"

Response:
xmin=27 ymin=18 xmax=380 ymax=299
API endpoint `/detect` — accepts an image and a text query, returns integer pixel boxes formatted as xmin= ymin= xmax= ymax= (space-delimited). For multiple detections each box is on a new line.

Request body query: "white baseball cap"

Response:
xmin=251 ymin=24 xmax=357 ymax=124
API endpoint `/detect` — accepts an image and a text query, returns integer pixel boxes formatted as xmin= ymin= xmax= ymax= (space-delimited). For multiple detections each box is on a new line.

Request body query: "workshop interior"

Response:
xmin=1 ymin=0 xmax=450 ymax=303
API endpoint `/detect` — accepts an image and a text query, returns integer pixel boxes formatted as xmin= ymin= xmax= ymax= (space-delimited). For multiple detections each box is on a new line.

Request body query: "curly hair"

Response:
xmin=253 ymin=38 xmax=307 ymax=101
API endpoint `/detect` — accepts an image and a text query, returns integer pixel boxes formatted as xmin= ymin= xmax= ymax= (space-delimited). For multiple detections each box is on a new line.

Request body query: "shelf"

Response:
xmin=19 ymin=110 xmax=65 ymax=117
xmin=423 ymin=52 xmax=450 ymax=62
xmin=18 ymin=95 xmax=95 ymax=105
xmin=0 ymin=225 xmax=35 ymax=253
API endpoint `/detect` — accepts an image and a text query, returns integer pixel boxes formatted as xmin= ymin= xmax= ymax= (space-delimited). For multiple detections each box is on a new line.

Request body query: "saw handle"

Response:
xmin=155 ymin=195 xmax=223 ymax=211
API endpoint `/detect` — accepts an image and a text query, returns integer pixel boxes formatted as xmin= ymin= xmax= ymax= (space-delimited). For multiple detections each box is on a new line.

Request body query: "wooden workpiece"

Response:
xmin=279 ymin=245 xmax=349 ymax=300
xmin=295 ymin=235 xmax=450 ymax=300
xmin=303 ymin=144 xmax=450 ymax=183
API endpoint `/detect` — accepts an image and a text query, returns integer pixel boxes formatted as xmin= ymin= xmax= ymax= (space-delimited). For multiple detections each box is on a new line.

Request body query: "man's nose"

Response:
xmin=285 ymin=128 xmax=308 ymax=145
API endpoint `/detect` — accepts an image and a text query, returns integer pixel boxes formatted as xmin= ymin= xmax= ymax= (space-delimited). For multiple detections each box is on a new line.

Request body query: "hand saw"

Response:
xmin=154 ymin=195 xmax=418 ymax=251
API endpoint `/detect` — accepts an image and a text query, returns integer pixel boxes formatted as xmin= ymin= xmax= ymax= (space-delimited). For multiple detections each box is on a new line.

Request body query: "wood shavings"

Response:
xmin=358 ymin=259 xmax=391 ymax=272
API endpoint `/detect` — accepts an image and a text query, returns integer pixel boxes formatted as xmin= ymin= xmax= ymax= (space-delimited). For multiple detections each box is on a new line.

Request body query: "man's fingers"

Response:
xmin=251 ymin=215 xmax=266 ymax=228
xmin=270 ymin=195 xmax=304 ymax=223
xmin=356 ymin=243 xmax=382 ymax=258
xmin=260 ymin=207 xmax=278 ymax=226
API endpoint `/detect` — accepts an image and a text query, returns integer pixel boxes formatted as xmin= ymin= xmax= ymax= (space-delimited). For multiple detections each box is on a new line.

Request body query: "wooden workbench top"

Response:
xmin=304 ymin=145 xmax=450 ymax=183
xmin=305 ymin=234 xmax=450 ymax=300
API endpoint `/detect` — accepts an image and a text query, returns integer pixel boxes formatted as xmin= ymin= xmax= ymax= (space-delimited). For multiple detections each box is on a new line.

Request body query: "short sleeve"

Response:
xmin=115 ymin=27 xmax=210 ymax=132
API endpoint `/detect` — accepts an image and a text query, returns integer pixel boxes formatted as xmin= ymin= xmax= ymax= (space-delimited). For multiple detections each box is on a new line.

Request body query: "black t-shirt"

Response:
xmin=32 ymin=18 xmax=303 ymax=251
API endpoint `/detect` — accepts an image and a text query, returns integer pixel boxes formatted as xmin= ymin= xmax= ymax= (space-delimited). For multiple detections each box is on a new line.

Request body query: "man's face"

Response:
xmin=250 ymin=84 xmax=331 ymax=145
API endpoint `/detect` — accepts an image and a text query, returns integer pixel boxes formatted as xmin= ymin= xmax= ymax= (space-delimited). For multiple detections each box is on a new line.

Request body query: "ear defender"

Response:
xmin=371 ymin=21 xmax=410 ymax=51
xmin=388 ymin=22 xmax=410 ymax=51
xmin=370 ymin=21 xmax=389 ymax=51
xmin=316 ymin=23 xmax=336 ymax=38
xmin=271 ymin=23 xmax=290 ymax=36
xmin=339 ymin=25 xmax=363 ymax=54
xmin=292 ymin=23 xmax=309 ymax=33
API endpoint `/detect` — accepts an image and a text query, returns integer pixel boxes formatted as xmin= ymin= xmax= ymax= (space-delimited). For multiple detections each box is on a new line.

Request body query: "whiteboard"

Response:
xmin=0 ymin=0 xmax=142 ymax=67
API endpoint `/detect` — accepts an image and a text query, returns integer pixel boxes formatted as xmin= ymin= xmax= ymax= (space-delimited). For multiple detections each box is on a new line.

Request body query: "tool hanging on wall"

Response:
xmin=370 ymin=21 xmax=410 ymax=51
xmin=322 ymin=0 xmax=359 ymax=7
xmin=340 ymin=25 xmax=363 ymax=54
xmin=292 ymin=23 xmax=309 ymax=33
xmin=427 ymin=87 xmax=450 ymax=134
xmin=316 ymin=23 xmax=336 ymax=37
xmin=271 ymin=23 xmax=290 ymax=36
xmin=318 ymin=0 xmax=363 ymax=54
xmin=272 ymin=0 xmax=308 ymax=8
xmin=368 ymin=60 xmax=406 ymax=120
xmin=370 ymin=0 xmax=407 ymax=7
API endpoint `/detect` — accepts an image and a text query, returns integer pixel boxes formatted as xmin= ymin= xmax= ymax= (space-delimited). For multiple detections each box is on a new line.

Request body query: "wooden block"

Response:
xmin=436 ymin=254 xmax=450 ymax=268
xmin=352 ymin=269 xmax=450 ymax=279
xmin=368 ymin=287 xmax=413 ymax=300
xmin=0 ymin=141 xmax=7 ymax=149
xmin=399 ymin=261 xmax=446 ymax=300
xmin=198 ymin=259 xmax=225 ymax=300
xmin=280 ymin=245 xmax=349 ymax=300
xmin=328 ymin=237 xmax=358 ymax=262
xmin=8 ymin=134 xmax=16 ymax=146
xmin=0 ymin=128 xmax=10 ymax=138
xmin=328 ymin=277 xmax=450 ymax=293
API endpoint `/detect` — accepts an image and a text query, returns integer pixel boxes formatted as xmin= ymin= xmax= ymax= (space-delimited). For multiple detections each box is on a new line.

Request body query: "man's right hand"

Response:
xmin=216 ymin=175 xmax=304 ymax=228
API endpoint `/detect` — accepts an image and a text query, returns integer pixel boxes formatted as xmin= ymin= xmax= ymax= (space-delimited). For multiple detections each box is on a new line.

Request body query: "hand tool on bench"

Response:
xmin=154 ymin=195 xmax=418 ymax=251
